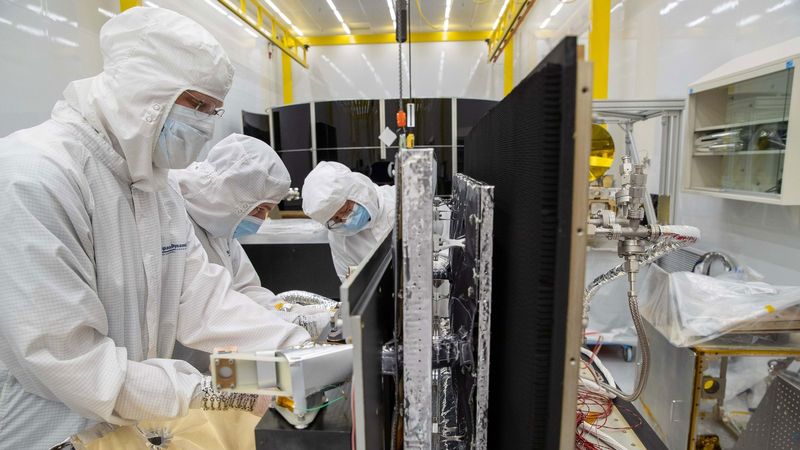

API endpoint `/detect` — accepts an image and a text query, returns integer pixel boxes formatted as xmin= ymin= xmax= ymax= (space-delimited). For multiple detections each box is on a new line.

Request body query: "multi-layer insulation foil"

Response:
xmin=399 ymin=149 xmax=434 ymax=449
xmin=440 ymin=173 xmax=494 ymax=450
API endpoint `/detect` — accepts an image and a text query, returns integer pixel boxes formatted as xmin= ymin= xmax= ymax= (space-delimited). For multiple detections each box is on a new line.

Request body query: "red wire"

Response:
xmin=351 ymin=382 xmax=356 ymax=450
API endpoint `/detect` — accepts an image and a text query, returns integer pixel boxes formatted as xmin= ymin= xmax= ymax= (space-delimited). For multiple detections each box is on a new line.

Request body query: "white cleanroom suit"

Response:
xmin=0 ymin=7 xmax=308 ymax=448
xmin=302 ymin=161 xmax=396 ymax=280
xmin=170 ymin=134 xmax=331 ymax=369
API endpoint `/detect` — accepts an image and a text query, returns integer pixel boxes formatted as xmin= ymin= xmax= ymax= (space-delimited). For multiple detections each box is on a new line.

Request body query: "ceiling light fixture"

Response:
xmin=610 ymin=1 xmax=624 ymax=14
xmin=387 ymin=0 xmax=396 ymax=31
xmin=491 ymin=0 xmax=511 ymax=32
xmin=550 ymin=2 xmax=564 ymax=17
xmin=539 ymin=16 xmax=551 ymax=29
xmin=52 ymin=36 xmax=79 ymax=47
xmin=325 ymin=0 xmax=350 ymax=35
xmin=444 ymin=0 xmax=452 ymax=32
xmin=659 ymin=1 xmax=678 ymax=15
xmin=737 ymin=14 xmax=761 ymax=26
xmin=711 ymin=1 xmax=738 ymax=14
xmin=97 ymin=7 xmax=116 ymax=18
xmin=686 ymin=15 xmax=707 ymax=27
xmin=264 ymin=0 xmax=303 ymax=36
xmin=767 ymin=0 xmax=792 ymax=13
xmin=15 ymin=23 xmax=45 ymax=37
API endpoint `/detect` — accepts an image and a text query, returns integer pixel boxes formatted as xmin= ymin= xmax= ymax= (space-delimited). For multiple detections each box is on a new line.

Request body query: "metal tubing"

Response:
xmin=583 ymin=227 xmax=700 ymax=401
xmin=624 ymin=124 xmax=659 ymax=225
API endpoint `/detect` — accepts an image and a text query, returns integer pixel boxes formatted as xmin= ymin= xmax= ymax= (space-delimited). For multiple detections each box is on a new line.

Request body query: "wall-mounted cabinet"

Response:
xmin=683 ymin=38 xmax=800 ymax=205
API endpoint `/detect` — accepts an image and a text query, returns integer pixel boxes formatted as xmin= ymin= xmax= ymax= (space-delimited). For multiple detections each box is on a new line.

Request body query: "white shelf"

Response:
xmin=695 ymin=117 xmax=788 ymax=132
xmin=683 ymin=40 xmax=799 ymax=205
xmin=685 ymin=187 xmax=783 ymax=204
xmin=693 ymin=149 xmax=785 ymax=156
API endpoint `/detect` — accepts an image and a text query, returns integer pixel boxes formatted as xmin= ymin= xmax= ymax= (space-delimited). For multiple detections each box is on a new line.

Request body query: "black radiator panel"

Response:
xmin=463 ymin=37 xmax=578 ymax=450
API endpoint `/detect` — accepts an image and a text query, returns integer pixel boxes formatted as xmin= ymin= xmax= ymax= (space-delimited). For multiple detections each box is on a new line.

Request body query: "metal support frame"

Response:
xmin=309 ymin=101 xmax=318 ymax=167
xmin=593 ymin=99 xmax=685 ymax=224
xmin=659 ymin=111 xmax=683 ymax=224
xmin=380 ymin=99 xmax=387 ymax=159
xmin=217 ymin=0 xmax=308 ymax=68
xmin=305 ymin=31 xmax=491 ymax=47
xmin=451 ymin=98 xmax=458 ymax=182
xmin=488 ymin=0 xmax=536 ymax=63
xmin=267 ymin=107 xmax=275 ymax=147
xmin=398 ymin=149 xmax=434 ymax=449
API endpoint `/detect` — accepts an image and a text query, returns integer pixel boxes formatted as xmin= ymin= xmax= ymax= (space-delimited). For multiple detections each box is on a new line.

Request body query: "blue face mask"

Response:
xmin=153 ymin=105 xmax=215 ymax=170
xmin=233 ymin=216 xmax=264 ymax=240
xmin=342 ymin=203 xmax=371 ymax=232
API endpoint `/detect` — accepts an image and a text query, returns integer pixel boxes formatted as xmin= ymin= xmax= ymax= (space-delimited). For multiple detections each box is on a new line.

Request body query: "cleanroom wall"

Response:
xmin=0 ymin=0 xmax=117 ymax=137
xmin=511 ymin=0 xmax=800 ymax=285
xmin=0 ymin=0 xmax=282 ymax=151
xmin=291 ymin=40 xmax=505 ymax=103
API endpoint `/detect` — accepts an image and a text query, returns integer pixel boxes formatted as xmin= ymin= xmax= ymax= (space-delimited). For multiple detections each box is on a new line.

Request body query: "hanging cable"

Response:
xmin=407 ymin=0 xmax=412 ymax=100
xmin=414 ymin=0 xmax=439 ymax=30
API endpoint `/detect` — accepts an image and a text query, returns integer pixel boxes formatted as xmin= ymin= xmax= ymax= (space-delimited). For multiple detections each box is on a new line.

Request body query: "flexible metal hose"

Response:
xmin=583 ymin=226 xmax=700 ymax=401
xmin=274 ymin=290 xmax=339 ymax=309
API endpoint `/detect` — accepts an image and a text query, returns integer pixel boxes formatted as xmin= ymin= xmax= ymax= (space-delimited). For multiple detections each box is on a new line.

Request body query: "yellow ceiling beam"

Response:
xmin=589 ymin=0 xmax=610 ymax=99
xmin=488 ymin=0 xmax=536 ymax=63
xmin=503 ymin=37 xmax=514 ymax=95
xmin=282 ymin=51 xmax=293 ymax=105
xmin=304 ymin=31 xmax=491 ymax=46
xmin=217 ymin=0 xmax=308 ymax=68
xmin=120 ymin=0 xmax=141 ymax=11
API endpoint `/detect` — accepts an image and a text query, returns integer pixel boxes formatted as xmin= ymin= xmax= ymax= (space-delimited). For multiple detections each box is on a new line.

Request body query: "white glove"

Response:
xmin=275 ymin=309 xmax=332 ymax=341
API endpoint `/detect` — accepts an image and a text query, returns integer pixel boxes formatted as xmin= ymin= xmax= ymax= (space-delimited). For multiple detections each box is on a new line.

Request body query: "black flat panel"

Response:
xmin=316 ymin=147 xmax=384 ymax=179
xmin=384 ymin=98 xmax=452 ymax=146
xmin=241 ymin=243 xmax=340 ymax=299
xmin=342 ymin=235 xmax=395 ymax=450
xmin=315 ymin=100 xmax=381 ymax=149
xmin=456 ymin=99 xmax=497 ymax=145
xmin=464 ymin=37 xmax=578 ymax=450
xmin=242 ymin=110 xmax=271 ymax=145
xmin=276 ymin=150 xmax=313 ymax=211
xmin=273 ymin=103 xmax=311 ymax=151
xmin=255 ymin=389 xmax=351 ymax=450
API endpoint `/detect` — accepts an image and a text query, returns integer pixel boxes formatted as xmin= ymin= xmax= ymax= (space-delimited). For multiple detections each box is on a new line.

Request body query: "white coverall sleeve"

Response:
xmin=227 ymin=240 xmax=331 ymax=336
xmin=227 ymin=239 xmax=279 ymax=308
xmin=0 ymin=166 xmax=202 ymax=424
xmin=176 ymin=223 xmax=311 ymax=353
xmin=330 ymin=238 xmax=356 ymax=282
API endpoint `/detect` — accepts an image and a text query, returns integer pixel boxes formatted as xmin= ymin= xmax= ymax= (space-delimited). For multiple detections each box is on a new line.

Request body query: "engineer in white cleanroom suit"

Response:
xmin=170 ymin=134 xmax=332 ymax=369
xmin=0 ymin=7 xmax=309 ymax=449
xmin=302 ymin=161 xmax=396 ymax=280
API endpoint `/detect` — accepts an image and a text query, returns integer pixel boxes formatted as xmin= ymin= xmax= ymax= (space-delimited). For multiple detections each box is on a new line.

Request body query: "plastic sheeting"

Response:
xmin=585 ymin=250 xmax=638 ymax=346
xmin=85 ymin=409 xmax=261 ymax=450
xmin=640 ymin=264 xmax=800 ymax=347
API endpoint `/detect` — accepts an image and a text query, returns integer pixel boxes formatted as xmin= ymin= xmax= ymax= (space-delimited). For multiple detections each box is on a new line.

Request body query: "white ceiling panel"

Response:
xmin=268 ymin=0 xmax=507 ymax=36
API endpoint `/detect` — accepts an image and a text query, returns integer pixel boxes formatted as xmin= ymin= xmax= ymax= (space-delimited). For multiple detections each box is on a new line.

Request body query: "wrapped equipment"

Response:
xmin=640 ymin=264 xmax=800 ymax=347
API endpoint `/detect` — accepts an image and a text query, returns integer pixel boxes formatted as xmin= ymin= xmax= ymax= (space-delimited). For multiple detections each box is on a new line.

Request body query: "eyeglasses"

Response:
xmin=325 ymin=202 xmax=354 ymax=230
xmin=326 ymin=218 xmax=346 ymax=230
xmin=184 ymin=91 xmax=225 ymax=118
xmin=251 ymin=204 xmax=273 ymax=216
